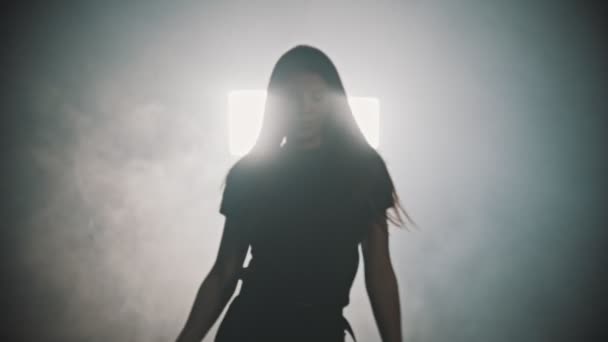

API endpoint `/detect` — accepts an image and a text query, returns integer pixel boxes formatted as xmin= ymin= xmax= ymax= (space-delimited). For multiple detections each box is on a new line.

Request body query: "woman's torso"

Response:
xmin=216 ymin=146 xmax=367 ymax=341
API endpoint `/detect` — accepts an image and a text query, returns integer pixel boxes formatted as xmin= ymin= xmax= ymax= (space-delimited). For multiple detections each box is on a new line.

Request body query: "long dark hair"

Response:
xmin=224 ymin=44 xmax=415 ymax=229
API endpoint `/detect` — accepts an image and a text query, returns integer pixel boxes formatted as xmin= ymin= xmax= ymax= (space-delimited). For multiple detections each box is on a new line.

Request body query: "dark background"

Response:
xmin=1 ymin=1 xmax=606 ymax=341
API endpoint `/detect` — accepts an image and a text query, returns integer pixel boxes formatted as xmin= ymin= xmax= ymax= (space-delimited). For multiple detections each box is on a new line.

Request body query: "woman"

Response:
xmin=176 ymin=45 xmax=416 ymax=342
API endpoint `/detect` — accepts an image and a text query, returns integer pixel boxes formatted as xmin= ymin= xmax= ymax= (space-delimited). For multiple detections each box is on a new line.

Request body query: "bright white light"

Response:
xmin=227 ymin=90 xmax=380 ymax=156
xmin=227 ymin=90 xmax=267 ymax=156
xmin=348 ymin=96 xmax=380 ymax=149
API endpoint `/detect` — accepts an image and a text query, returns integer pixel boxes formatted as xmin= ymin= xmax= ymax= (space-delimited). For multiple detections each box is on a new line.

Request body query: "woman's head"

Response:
xmin=231 ymin=44 xmax=416 ymax=229
xmin=251 ymin=45 xmax=367 ymax=155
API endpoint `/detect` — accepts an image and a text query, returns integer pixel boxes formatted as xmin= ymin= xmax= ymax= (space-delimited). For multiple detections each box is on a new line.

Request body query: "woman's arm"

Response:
xmin=175 ymin=216 xmax=250 ymax=342
xmin=361 ymin=219 xmax=403 ymax=342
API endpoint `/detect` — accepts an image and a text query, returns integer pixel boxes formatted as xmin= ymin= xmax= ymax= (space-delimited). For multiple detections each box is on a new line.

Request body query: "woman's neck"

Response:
xmin=283 ymin=135 xmax=323 ymax=151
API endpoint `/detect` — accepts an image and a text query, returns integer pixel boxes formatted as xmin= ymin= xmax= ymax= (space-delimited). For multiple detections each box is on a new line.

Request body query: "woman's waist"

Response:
xmin=236 ymin=285 xmax=346 ymax=313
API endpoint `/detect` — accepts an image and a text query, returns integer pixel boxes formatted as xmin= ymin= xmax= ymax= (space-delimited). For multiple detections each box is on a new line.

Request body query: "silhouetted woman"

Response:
xmin=176 ymin=45 xmax=416 ymax=342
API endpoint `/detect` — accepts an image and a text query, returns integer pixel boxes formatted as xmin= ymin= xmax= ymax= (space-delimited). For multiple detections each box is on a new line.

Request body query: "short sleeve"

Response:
xmin=368 ymin=157 xmax=394 ymax=221
xmin=219 ymin=163 xmax=249 ymax=217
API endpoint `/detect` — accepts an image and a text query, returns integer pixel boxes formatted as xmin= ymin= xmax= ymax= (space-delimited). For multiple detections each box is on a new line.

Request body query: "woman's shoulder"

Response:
xmin=226 ymin=154 xmax=275 ymax=187
xmin=360 ymin=150 xmax=389 ymax=180
xmin=226 ymin=156 xmax=256 ymax=185
xmin=362 ymin=151 xmax=393 ymax=201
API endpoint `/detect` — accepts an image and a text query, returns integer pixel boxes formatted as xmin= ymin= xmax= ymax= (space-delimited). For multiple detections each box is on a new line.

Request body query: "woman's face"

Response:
xmin=280 ymin=72 xmax=333 ymax=148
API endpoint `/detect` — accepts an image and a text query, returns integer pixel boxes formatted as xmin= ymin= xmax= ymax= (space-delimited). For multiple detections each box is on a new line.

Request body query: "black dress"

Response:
xmin=215 ymin=145 xmax=393 ymax=342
